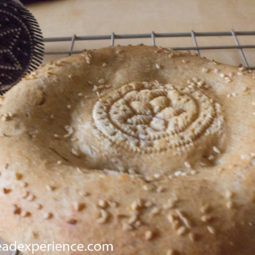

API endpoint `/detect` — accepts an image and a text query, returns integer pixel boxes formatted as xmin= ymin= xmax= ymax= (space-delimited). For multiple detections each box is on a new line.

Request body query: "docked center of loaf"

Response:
xmin=73 ymin=81 xmax=225 ymax=176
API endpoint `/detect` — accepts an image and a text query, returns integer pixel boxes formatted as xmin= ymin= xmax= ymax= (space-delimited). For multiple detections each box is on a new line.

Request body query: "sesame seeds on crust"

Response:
xmin=0 ymin=45 xmax=254 ymax=255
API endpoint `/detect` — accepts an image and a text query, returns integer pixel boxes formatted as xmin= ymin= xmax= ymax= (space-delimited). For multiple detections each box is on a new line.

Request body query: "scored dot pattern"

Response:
xmin=93 ymin=81 xmax=224 ymax=153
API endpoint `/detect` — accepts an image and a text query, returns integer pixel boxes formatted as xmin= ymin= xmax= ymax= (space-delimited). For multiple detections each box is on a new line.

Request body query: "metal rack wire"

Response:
xmin=43 ymin=29 xmax=255 ymax=69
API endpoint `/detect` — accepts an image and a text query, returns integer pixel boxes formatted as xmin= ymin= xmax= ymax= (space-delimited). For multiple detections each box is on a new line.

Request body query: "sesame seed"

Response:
xmin=207 ymin=225 xmax=216 ymax=234
xmin=21 ymin=211 xmax=31 ymax=217
xmin=225 ymin=190 xmax=233 ymax=199
xmin=142 ymin=185 xmax=150 ymax=191
xmin=145 ymin=176 xmax=153 ymax=182
xmin=144 ymin=230 xmax=154 ymax=240
xmin=200 ymin=204 xmax=210 ymax=214
xmin=75 ymin=168 xmax=82 ymax=175
xmin=32 ymin=232 xmax=38 ymax=239
xmin=134 ymin=220 xmax=142 ymax=228
xmin=46 ymin=185 xmax=56 ymax=191
xmin=109 ymin=201 xmax=118 ymax=208
xmin=97 ymin=209 xmax=109 ymax=224
xmin=15 ymin=172 xmax=23 ymax=180
xmin=156 ymin=186 xmax=165 ymax=193
xmin=131 ymin=199 xmax=143 ymax=210
xmin=71 ymin=148 xmax=80 ymax=157
xmin=151 ymin=207 xmax=160 ymax=216
xmin=128 ymin=214 xmax=138 ymax=224
xmin=1 ymin=112 xmax=14 ymax=121
xmin=74 ymin=202 xmax=86 ymax=211
xmin=67 ymin=219 xmax=77 ymax=225
xmin=83 ymin=53 xmax=92 ymax=64
xmin=26 ymin=194 xmax=36 ymax=201
xmin=66 ymin=104 xmax=72 ymax=109
xmin=197 ymin=80 xmax=205 ymax=87
xmin=201 ymin=215 xmax=213 ymax=222
xmin=201 ymin=67 xmax=209 ymax=73
xmin=189 ymin=232 xmax=198 ymax=242
xmin=98 ymin=79 xmax=105 ymax=84
xmin=22 ymin=182 xmax=28 ymax=188
xmin=3 ymin=188 xmax=11 ymax=194
xmin=190 ymin=170 xmax=197 ymax=175
xmin=167 ymin=213 xmax=175 ymax=224
xmin=79 ymin=191 xmax=90 ymax=197
xmin=226 ymin=201 xmax=234 ymax=209
xmin=102 ymin=62 xmax=107 ymax=67
xmin=98 ymin=199 xmax=108 ymax=209
xmin=64 ymin=125 xmax=73 ymax=137
xmin=163 ymin=198 xmax=177 ymax=209
xmin=13 ymin=204 xmax=21 ymax=215
xmin=115 ymin=49 xmax=123 ymax=54
xmin=44 ymin=212 xmax=53 ymax=220
xmin=122 ymin=223 xmax=134 ymax=231
xmin=224 ymin=77 xmax=231 ymax=83
xmin=153 ymin=173 xmax=161 ymax=179
xmin=250 ymin=152 xmax=255 ymax=158
xmin=175 ymin=210 xmax=191 ymax=228
xmin=184 ymin=161 xmax=191 ymax=169
xmin=212 ymin=146 xmax=221 ymax=154
xmin=77 ymin=92 xmax=83 ymax=97
xmin=174 ymin=171 xmax=182 ymax=177
xmin=144 ymin=200 xmax=153 ymax=207
xmin=57 ymin=160 xmax=62 ymax=165
xmin=155 ymin=63 xmax=161 ymax=69
xmin=166 ymin=249 xmax=177 ymax=255
xmin=208 ymin=155 xmax=214 ymax=161
xmin=35 ymin=203 xmax=43 ymax=210
xmin=177 ymin=226 xmax=187 ymax=236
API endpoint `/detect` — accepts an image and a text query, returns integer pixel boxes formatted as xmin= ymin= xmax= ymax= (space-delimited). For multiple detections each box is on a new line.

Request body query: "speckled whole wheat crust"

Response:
xmin=0 ymin=45 xmax=255 ymax=255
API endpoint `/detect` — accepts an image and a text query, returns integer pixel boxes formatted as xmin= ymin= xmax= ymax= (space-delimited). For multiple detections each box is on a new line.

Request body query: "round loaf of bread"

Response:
xmin=0 ymin=45 xmax=255 ymax=255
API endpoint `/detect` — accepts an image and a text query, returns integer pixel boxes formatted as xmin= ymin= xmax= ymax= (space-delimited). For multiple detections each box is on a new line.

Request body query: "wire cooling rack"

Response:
xmin=8 ymin=29 xmax=255 ymax=255
xmin=43 ymin=29 xmax=255 ymax=69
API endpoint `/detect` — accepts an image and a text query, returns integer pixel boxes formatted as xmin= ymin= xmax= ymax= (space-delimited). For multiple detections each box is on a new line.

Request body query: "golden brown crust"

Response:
xmin=0 ymin=45 xmax=255 ymax=255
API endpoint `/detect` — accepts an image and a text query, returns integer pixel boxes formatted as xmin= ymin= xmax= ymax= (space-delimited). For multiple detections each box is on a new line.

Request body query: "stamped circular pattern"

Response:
xmin=93 ymin=81 xmax=224 ymax=153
